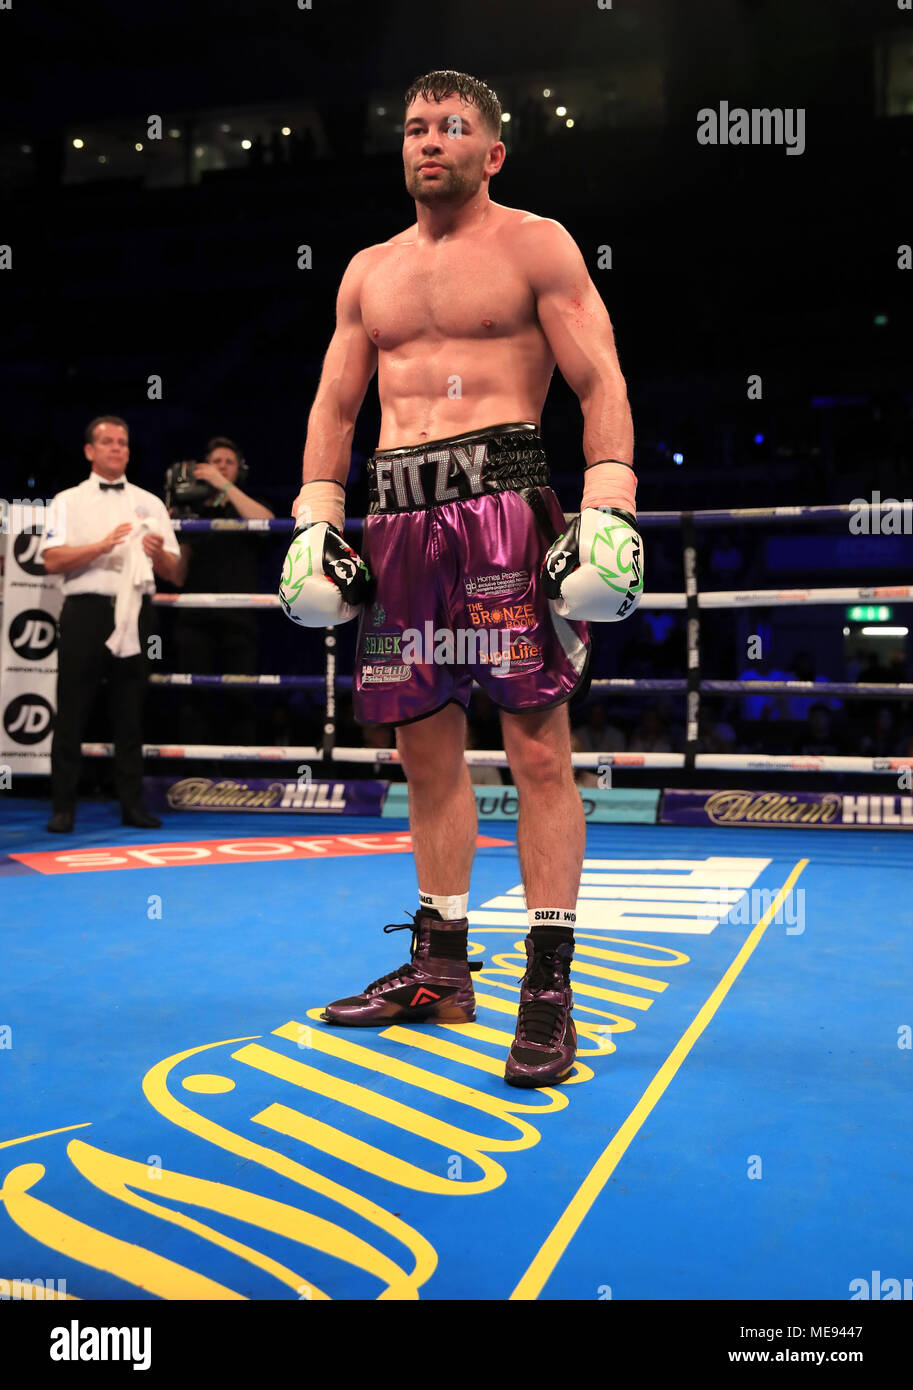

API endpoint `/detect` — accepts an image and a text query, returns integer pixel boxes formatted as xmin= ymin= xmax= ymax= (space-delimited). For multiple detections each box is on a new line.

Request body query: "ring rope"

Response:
xmin=79 ymin=742 xmax=913 ymax=775
xmin=138 ymin=498 xmax=909 ymax=780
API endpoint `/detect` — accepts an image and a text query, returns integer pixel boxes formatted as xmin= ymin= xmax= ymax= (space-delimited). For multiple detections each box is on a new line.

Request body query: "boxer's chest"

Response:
xmin=362 ymin=241 xmax=534 ymax=347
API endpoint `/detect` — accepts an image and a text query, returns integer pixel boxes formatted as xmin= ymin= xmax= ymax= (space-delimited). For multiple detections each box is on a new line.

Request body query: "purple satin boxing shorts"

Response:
xmin=353 ymin=422 xmax=590 ymax=726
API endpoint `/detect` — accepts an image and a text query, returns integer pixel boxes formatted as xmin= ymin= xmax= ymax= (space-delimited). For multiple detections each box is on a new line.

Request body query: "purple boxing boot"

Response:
xmin=505 ymin=935 xmax=577 ymax=1087
xmin=322 ymin=910 xmax=481 ymax=1026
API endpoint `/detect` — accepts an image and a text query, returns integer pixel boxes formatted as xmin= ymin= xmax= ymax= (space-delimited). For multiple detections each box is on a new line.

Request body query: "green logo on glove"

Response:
xmin=280 ymin=535 xmax=314 ymax=605
xmin=590 ymin=517 xmax=644 ymax=597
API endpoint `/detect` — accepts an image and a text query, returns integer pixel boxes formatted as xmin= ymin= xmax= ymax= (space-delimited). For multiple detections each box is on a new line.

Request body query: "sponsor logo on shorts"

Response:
xmin=468 ymin=600 xmax=537 ymax=628
xmin=362 ymin=662 xmax=412 ymax=684
xmin=464 ymin=570 xmax=530 ymax=598
xmin=478 ymin=639 xmax=542 ymax=670
xmin=363 ymin=632 xmax=402 ymax=656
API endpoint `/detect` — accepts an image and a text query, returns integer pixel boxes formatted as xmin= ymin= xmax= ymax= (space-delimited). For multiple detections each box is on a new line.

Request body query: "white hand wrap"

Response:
xmin=581 ymin=459 xmax=637 ymax=514
xmin=292 ymin=480 xmax=346 ymax=533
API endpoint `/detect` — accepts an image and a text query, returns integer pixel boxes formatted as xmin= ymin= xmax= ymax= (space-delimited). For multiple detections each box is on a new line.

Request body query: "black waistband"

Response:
xmin=367 ymin=422 xmax=549 ymax=514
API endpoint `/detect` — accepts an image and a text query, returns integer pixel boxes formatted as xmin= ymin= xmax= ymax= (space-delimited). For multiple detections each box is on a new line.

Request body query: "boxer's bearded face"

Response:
xmin=403 ymin=95 xmax=496 ymax=204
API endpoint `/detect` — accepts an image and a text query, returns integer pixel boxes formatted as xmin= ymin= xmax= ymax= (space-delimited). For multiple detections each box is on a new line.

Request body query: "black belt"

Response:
xmin=367 ymin=422 xmax=549 ymax=514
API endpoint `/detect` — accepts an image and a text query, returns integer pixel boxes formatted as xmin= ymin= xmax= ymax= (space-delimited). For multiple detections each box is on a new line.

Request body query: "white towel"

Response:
xmin=105 ymin=521 xmax=157 ymax=658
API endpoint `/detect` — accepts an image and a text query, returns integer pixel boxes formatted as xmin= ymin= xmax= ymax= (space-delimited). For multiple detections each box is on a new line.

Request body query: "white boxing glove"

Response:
xmin=279 ymin=521 xmax=372 ymax=627
xmin=542 ymin=506 xmax=644 ymax=621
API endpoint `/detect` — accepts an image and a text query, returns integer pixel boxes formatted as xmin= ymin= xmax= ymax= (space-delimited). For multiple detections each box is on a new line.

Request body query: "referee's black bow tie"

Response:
xmin=99 ymin=481 xmax=125 ymax=491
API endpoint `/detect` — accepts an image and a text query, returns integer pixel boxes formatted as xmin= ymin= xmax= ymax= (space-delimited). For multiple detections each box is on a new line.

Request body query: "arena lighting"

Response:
xmin=566 ymin=119 xmax=575 ymax=128
xmin=502 ymin=112 xmax=511 ymax=122
xmin=542 ymin=88 xmax=551 ymax=97
xmin=72 ymin=138 xmax=84 ymax=149
xmin=135 ymin=142 xmax=143 ymax=152
xmin=754 ymin=433 xmax=764 ymax=444
xmin=873 ymin=314 xmax=889 ymax=326
xmin=281 ymin=126 xmax=291 ymax=135
xmin=194 ymin=146 xmax=205 ymax=157
xmin=221 ymin=123 xmax=231 ymax=133
xmin=673 ymin=452 xmax=684 ymax=465
xmin=848 ymin=606 xmax=892 ymax=622
xmin=20 ymin=144 xmax=31 ymax=154
xmin=556 ymin=105 xmax=567 ymax=116
xmin=376 ymin=107 xmax=385 ymax=116
xmin=168 ymin=128 xmax=181 ymax=139
xmin=241 ymin=139 xmax=252 ymax=150
xmin=860 ymin=627 xmax=908 ymax=637
xmin=843 ymin=626 xmax=851 ymax=636
xmin=97 ymin=155 xmax=107 ymax=164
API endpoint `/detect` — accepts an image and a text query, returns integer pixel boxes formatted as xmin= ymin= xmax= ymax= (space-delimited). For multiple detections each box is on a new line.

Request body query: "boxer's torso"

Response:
xmin=359 ymin=204 xmax=555 ymax=449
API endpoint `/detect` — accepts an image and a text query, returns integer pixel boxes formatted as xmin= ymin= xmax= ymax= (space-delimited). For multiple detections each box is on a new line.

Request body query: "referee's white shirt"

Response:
xmin=37 ymin=471 xmax=180 ymax=597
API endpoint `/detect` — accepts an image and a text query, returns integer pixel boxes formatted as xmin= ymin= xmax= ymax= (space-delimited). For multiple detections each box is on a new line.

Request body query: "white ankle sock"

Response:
xmin=528 ymin=908 xmax=577 ymax=930
xmin=419 ymin=889 xmax=469 ymax=921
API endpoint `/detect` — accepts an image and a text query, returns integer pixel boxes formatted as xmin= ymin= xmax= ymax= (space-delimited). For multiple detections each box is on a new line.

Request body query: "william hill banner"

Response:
xmin=143 ymin=776 xmax=386 ymax=817
xmin=662 ymin=788 xmax=913 ymax=830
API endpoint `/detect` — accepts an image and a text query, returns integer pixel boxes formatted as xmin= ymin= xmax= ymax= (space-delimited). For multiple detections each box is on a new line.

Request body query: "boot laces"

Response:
xmin=363 ymin=911 xmax=482 ymax=995
xmin=362 ymin=914 xmax=419 ymax=995
xmin=518 ymin=950 xmax=567 ymax=1047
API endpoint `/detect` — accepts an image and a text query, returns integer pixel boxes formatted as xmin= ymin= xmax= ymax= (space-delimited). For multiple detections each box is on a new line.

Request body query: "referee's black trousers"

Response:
xmin=50 ymin=593 xmax=156 ymax=813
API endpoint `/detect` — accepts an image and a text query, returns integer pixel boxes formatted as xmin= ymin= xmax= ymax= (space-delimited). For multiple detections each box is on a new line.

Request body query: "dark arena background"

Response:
xmin=0 ymin=0 xmax=910 ymax=1358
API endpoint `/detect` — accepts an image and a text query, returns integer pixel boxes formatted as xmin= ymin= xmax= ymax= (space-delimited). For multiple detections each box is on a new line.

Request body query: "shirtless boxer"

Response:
xmin=281 ymin=70 xmax=643 ymax=1087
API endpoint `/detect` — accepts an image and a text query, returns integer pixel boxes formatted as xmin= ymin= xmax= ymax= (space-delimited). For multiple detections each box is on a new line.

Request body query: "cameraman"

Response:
xmin=170 ymin=437 xmax=274 ymax=758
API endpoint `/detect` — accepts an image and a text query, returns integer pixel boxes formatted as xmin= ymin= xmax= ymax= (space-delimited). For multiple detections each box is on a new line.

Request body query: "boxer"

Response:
xmin=281 ymin=69 xmax=643 ymax=1087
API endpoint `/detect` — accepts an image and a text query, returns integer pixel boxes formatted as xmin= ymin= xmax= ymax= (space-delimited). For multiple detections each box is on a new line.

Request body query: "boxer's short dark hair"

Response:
xmin=85 ymin=415 xmax=128 ymax=444
xmin=404 ymin=70 xmax=502 ymax=140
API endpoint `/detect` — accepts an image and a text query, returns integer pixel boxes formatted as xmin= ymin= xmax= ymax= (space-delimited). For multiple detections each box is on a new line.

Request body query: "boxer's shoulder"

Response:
xmin=509 ymin=210 xmax=575 ymax=250
xmin=339 ymin=241 xmax=405 ymax=306
xmin=383 ymin=225 xmax=417 ymax=247
xmin=508 ymin=213 xmax=585 ymax=289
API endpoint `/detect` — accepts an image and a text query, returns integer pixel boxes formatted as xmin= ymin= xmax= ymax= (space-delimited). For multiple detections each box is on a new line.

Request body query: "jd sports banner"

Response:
xmin=1 ymin=505 xmax=61 ymax=775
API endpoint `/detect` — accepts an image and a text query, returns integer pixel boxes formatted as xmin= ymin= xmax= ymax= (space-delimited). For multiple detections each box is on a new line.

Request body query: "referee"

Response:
xmin=38 ymin=416 xmax=183 ymax=833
